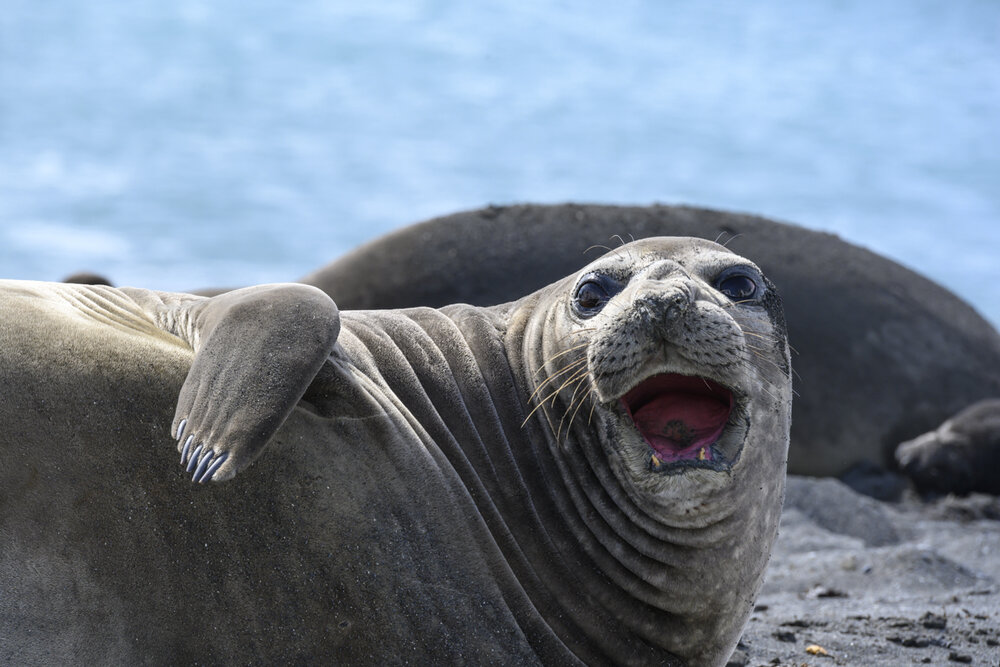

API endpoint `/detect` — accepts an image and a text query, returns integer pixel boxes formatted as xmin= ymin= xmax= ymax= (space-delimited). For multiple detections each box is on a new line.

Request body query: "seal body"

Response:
xmin=302 ymin=203 xmax=1000 ymax=479
xmin=895 ymin=398 xmax=1000 ymax=496
xmin=0 ymin=238 xmax=791 ymax=665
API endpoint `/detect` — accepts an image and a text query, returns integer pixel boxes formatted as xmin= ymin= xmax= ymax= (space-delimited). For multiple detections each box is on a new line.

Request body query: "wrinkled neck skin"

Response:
xmin=331 ymin=284 xmax=789 ymax=666
xmin=504 ymin=280 xmax=791 ymax=667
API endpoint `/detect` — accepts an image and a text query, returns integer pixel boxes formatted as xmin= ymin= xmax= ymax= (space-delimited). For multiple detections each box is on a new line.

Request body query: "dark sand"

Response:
xmin=731 ymin=477 xmax=1000 ymax=666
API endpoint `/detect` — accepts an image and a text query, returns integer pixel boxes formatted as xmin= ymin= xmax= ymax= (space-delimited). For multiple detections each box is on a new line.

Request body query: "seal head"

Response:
xmin=513 ymin=237 xmax=792 ymax=662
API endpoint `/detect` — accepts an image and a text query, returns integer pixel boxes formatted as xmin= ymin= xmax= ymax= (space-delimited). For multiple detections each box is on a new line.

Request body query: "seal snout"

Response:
xmin=635 ymin=282 xmax=693 ymax=339
xmin=621 ymin=373 xmax=734 ymax=469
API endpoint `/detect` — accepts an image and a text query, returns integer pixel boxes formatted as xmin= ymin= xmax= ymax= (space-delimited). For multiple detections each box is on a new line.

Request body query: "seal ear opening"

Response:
xmin=622 ymin=374 xmax=733 ymax=463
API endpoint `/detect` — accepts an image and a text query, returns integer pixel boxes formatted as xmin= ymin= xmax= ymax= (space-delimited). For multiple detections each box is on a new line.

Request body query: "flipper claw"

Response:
xmin=192 ymin=450 xmax=213 ymax=482
xmin=176 ymin=418 xmax=187 ymax=441
xmin=186 ymin=445 xmax=203 ymax=472
xmin=200 ymin=452 xmax=228 ymax=483
xmin=181 ymin=435 xmax=193 ymax=464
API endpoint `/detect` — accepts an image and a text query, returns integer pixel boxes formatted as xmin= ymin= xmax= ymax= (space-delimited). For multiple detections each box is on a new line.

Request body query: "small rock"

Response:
xmin=805 ymin=585 xmax=847 ymax=599
xmin=920 ymin=612 xmax=947 ymax=629
xmin=805 ymin=644 xmax=830 ymax=657
xmin=887 ymin=635 xmax=930 ymax=648
xmin=947 ymin=652 xmax=972 ymax=664
xmin=773 ymin=630 xmax=797 ymax=643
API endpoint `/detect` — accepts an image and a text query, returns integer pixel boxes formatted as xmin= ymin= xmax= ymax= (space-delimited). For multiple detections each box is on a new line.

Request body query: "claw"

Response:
xmin=176 ymin=419 xmax=187 ymax=441
xmin=186 ymin=445 xmax=203 ymax=472
xmin=180 ymin=435 xmax=193 ymax=464
xmin=192 ymin=450 xmax=213 ymax=482
xmin=201 ymin=452 xmax=228 ymax=483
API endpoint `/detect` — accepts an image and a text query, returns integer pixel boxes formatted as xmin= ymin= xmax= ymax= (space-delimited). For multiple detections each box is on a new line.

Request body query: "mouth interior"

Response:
xmin=621 ymin=374 xmax=734 ymax=462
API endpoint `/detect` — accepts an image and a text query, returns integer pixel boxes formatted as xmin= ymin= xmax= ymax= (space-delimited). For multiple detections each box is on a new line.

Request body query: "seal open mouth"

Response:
xmin=621 ymin=374 xmax=734 ymax=469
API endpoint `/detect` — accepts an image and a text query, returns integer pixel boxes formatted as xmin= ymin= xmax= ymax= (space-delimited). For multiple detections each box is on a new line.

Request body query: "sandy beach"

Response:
xmin=731 ymin=476 xmax=1000 ymax=666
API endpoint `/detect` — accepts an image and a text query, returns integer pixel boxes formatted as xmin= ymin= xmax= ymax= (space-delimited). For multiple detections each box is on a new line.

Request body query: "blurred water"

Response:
xmin=1 ymin=0 xmax=997 ymax=325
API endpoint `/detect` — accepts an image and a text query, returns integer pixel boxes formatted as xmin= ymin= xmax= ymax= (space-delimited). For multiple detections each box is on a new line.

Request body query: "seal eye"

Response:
xmin=715 ymin=267 xmax=761 ymax=302
xmin=573 ymin=273 xmax=622 ymax=317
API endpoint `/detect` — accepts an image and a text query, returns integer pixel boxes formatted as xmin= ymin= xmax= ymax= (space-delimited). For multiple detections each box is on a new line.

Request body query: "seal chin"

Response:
xmin=617 ymin=373 xmax=746 ymax=474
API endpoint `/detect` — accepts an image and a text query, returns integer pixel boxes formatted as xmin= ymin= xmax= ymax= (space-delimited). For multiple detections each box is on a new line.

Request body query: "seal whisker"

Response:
xmin=522 ymin=364 xmax=591 ymax=428
xmin=587 ymin=388 xmax=599 ymax=425
xmin=531 ymin=342 xmax=590 ymax=379
xmin=548 ymin=365 xmax=592 ymax=403
xmin=743 ymin=338 xmax=801 ymax=382
xmin=741 ymin=352 xmax=798 ymax=398
xmin=555 ymin=368 xmax=593 ymax=441
xmin=715 ymin=232 xmax=744 ymax=248
xmin=740 ymin=330 xmax=781 ymax=344
xmin=743 ymin=344 xmax=795 ymax=383
xmin=527 ymin=355 xmax=587 ymax=402
xmin=547 ymin=328 xmax=596 ymax=347
xmin=559 ymin=378 xmax=596 ymax=443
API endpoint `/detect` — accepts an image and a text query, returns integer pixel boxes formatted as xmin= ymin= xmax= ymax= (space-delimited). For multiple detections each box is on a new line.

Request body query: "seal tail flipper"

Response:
xmin=126 ymin=284 xmax=340 ymax=482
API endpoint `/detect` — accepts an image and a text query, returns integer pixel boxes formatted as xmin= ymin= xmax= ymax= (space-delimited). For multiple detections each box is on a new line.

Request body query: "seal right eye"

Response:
xmin=714 ymin=266 xmax=762 ymax=302
xmin=573 ymin=274 xmax=621 ymax=317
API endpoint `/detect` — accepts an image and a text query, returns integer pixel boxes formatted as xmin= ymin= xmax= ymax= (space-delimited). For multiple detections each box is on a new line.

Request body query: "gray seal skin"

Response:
xmin=299 ymin=203 xmax=1000 ymax=480
xmin=895 ymin=398 xmax=1000 ymax=496
xmin=0 ymin=237 xmax=791 ymax=666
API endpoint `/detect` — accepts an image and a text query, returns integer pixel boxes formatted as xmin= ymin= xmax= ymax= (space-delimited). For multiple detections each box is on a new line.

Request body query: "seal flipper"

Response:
xmin=126 ymin=284 xmax=340 ymax=482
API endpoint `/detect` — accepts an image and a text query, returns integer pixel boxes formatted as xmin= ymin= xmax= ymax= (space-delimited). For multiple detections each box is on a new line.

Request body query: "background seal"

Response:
xmin=299 ymin=203 xmax=1000 ymax=483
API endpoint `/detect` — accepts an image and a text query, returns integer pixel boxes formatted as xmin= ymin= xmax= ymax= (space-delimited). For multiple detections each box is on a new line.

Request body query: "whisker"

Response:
xmin=549 ymin=328 xmax=596 ymax=346
xmin=587 ymin=390 xmax=599 ymax=425
xmin=557 ymin=375 xmax=591 ymax=443
xmin=741 ymin=330 xmax=780 ymax=344
xmin=531 ymin=342 xmax=590 ymax=378
xmin=522 ymin=365 xmax=591 ymax=427
xmin=528 ymin=356 xmax=587 ymax=402
xmin=744 ymin=343 xmax=801 ymax=382
xmin=739 ymin=351 xmax=797 ymax=398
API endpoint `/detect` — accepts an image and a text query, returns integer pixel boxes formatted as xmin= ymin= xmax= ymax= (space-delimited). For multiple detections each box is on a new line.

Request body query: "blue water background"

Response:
xmin=1 ymin=1 xmax=998 ymax=325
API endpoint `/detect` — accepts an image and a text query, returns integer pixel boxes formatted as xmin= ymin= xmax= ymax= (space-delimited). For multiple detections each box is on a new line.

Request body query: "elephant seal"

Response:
xmin=299 ymin=203 xmax=1000 ymax=486
xmin=0 ymin=237 xmax=790 ymax=666
xmin=61 ymin=271 xmax=114 ymax=286
xmin=895 ymin=398 xmax=1000 ymax=496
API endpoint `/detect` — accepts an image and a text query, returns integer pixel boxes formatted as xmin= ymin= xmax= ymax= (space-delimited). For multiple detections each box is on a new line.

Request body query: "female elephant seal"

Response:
xmin=0 ymin=238 xmax=790 ymax=666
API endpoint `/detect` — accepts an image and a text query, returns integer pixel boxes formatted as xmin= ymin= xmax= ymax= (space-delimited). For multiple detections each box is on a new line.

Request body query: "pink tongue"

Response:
xmin=632 ymin=393 xmax=730 ymax=460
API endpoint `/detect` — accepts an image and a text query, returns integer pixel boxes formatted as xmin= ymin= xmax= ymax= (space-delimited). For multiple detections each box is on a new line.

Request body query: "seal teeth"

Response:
xmin=697 ymin=447 xmax=706 ymax=461
xmin=186 ymin=445 xmax=203 ymax=472
xmin=650 ymin=453 xmax=664 ymax=472
xmin=176 ymin=418 xmax=187 ymax=441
